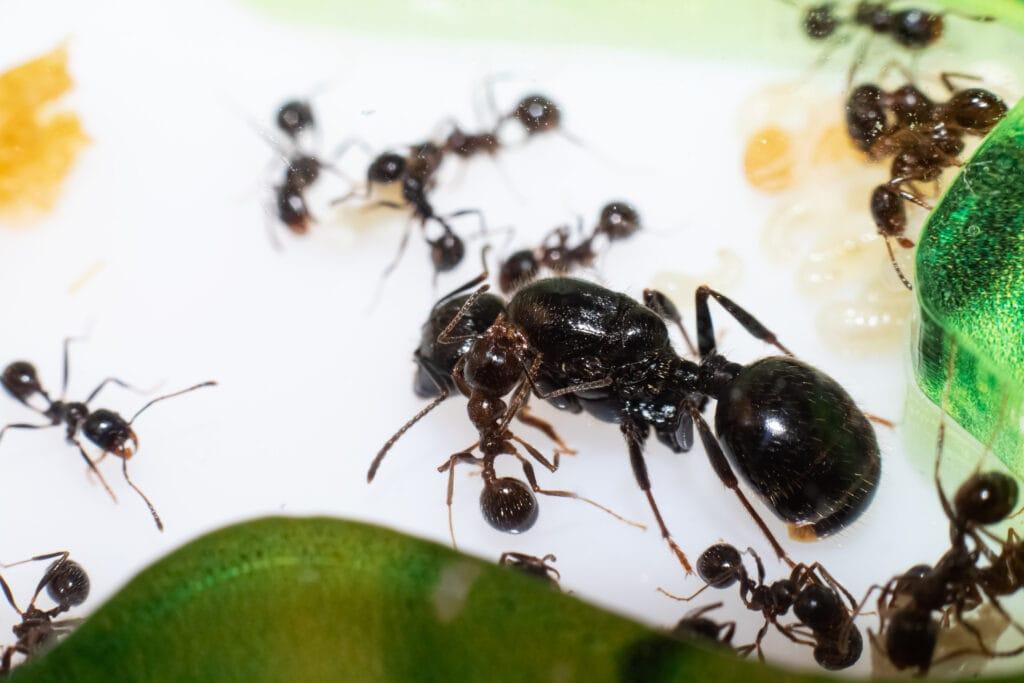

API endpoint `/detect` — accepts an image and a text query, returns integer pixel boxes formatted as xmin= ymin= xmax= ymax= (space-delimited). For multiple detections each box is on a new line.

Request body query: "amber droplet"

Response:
xmin=743 ymin=126 xmax=794 ymax=192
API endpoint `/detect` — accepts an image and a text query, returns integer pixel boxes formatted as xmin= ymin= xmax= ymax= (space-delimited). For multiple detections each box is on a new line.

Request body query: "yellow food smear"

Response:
xmin=0 ymin=45 xmax=88 ymax=219
xmin=810 ymin=122 xmax=863 ymax=166
xmin=742 ymin=126 xmax=794 ymax=192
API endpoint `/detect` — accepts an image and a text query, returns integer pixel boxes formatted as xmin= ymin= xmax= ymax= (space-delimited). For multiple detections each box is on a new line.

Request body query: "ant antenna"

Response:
xmin=367 ymin=389 xmax=451 ymax=482
xmin=123 ymin=457 xmax=163 ymax=531
xmin=883 ymin=236 xmax=914 ymax=290
xmin=129 ymin=381 xmax=217 ymax=424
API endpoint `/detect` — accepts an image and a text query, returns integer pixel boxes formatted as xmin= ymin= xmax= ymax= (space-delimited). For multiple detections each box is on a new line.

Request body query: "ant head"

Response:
xmin=467 ymin=395 xmax=507 ymax=430
xmin=944 ymin=88 xmax=1008 ymax=134
xmin=512 ymin=94 xmax=562 ymax=135
xmin=83 ymin=409 xmax=135 ymax=456
xmin=696 ymin=543 xmax=743 ymax=589
xmin=803 ymin=3 xmax=839 ymax=39
xmin=853 ymin=2 xmax=893 ymax=32
xmin=597 ymin=202 xmax=641 ymax=241
xmin=367 ymin=152 xmax=407 ymax=184
xmin=429 ymin=231 xmax=466 ymax=273
xmin=284 ymin=155 xmax=321 ymax=190
xmin=885 ymin=608 xmax=938 ymax=672
xmin=813 ymin=625 xmax=863 ymax=670
xmin=480 ymin=477 xmax=538 ymax=533
xmin=954 ymin=471 xmax=1018 ymax=526
xmin=499 ymin=249 xmax=540 ymax=293
xmin=894 ymin=563 xmax=931 ymax=593
xmin=45 ymin=559 xmax=90 ymax=610
xmin=890 ymin=84 xmax=935 ymax=127
xmin=845 ymin=85 xmax=887 ymax=151
xmin=276 ymin=185 xmax=310 ymax=234
xmin=672 ymin=616 xmax=725 ymax=644
xmin=891 ymin=9 xmax=943 ymax=48
xmin=794 ymin=584 xmax=845 ymax=633
xmin=870 ymin=185 xmax=907 ymax=237
xmin=463 ymin=323 xmax=524 ymax=397
xmin=1 ymin=361 xmax=43 ymax=402
xmin=275 ymin=99 xmax=315 ymax=140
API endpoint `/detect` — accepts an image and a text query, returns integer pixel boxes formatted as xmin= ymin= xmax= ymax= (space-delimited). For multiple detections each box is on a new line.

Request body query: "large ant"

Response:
xmin=498 ymin=202 xmax=643 ymax=293
xmin=660 ymin=543 xmax=862 ymax=669
xmin=0 ymin=339 xmax=216 ymax=530
xmin=0 ymin=551 xmax=89 ymax=673
xmin=371 ymin=267 xmax=881 ymax=573
xmin=499 ymin=552 xmax=561 ymax=589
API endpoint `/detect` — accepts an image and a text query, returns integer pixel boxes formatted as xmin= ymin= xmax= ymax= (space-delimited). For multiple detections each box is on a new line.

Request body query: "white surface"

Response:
xmin=0 ymin=0 xmax=1008 ymax=675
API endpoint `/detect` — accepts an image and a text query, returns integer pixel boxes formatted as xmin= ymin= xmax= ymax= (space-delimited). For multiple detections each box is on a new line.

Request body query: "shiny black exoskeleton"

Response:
xmin=797 ymin=1 xmax=962 ymax=51
xmin=0 ymin=340 xmax=216 ymax=531
xmin=0 ymin=552 xmax=89 ymax=674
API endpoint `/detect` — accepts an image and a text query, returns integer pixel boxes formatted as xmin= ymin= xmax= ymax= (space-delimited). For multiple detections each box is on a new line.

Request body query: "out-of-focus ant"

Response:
xmin=0 ymin=339 xmax=216 ymax=530
xmin=659 ymin=543 xmax=862 ymax=669
xmin=499 ymin=552 xmax=561 ymax=589
xmin=0 ymin=551 xmax=89 ymax=673
xmin=371 ymin=260 xmax=882 ymax=573
xmin=671 ymin=602 xmax=737 ymax=648
xmin=498 ymin=202 xmax=643 ymax=294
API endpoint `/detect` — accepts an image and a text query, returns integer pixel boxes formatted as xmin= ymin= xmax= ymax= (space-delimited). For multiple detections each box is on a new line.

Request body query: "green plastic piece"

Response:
xmin=915 ymin=98 xmax=1024 ymax=475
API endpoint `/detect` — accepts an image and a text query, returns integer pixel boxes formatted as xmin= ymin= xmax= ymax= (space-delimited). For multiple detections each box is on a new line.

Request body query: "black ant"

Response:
xmin=0 ymin=551 xmax=89 ymax=673
xmin=498 ymin=202 xmax=643 ymax=293
xmin=0 ymin=339 xmax=216 ymax=530
xmin=670 ymin=602 xmax=737 ymax=648
xmin=371 ymin=265 xmax=882 ymax=573
xmin=499 ymin=552 xmax=560 ymax=589
xmin=659 ymin=543 xmax=862 ymax=668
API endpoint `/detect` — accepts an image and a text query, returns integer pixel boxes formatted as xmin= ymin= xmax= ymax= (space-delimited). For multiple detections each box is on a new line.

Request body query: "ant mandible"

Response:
xmin=0 ymin=551 xmax=89 ymax=673
xmin=0 ymin=338 xmax=216 ymax=530
xmin=372 ymin=265 xmax=881 ymax=573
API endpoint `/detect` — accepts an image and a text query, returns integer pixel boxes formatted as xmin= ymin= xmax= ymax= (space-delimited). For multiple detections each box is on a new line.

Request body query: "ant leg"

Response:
xmin=435 ymin=246 xmax=492 ymax=303
xmin=531 ymin=377 xmax=612 ymax=400
xmin=368 ymin=387 xmax=450 ymax=482
xmin=59 ymin=335 xmax=88 ymax=400
xmin=0 ymin=423 xmax=57 ymax=447
xmin=446 ymin=208 xmax=488 ymax=238
xmin=863 ymin=412 xmax=896 ymax=429
xmin=940 ymin=71 xmax=983 ymax=92
xmin=438 ymin=450 xmax=481 ymax=550
xmin=84 ymin=377 xmax=155 ymax=405
xmin=883 ymin=237 xmax=915 ymax=291
xmin=70 ymin=440 xmax=117 ymax=503
xmin=510 ymin=448 xmax=645 ymax=529
xmin=695 ymin=286 xmax=793 ymax=359
xmin=0 ymin=574 xmax=22 ymax=615
xmin=878 ymin=59 xmax=915 ymax=84
xmin=0 ymin=646 xmax=14 ymax=674
xmin=128 ymin=381 xmax=217 ymax=424
xmin=621 ymin=420 xmax=692 ymax=573
xmin=328 ymin=137 xmax=373 ymax=164
xmin=886 ymin=178 xmax=934 ymax=211
xmin=436 ymin=286 xmax=493 ymax=345
xmin=511 ymin=434 xmax=559 ymax=472
xmin=643 ymin=289 xmax=698 ymax=357
xmin=801 ymin=561 xmax=858 ymax=609
xmin=515 ymin=404 xmax=576 ymax=455
xmin=690 ymin=408 xmax=792 ymax=566
xmin=846 ymin=35 xmax=873 ymax=88
xmin=775 ymin=621 xmax=817 ymax=647
xmin=934 ymin=345 xmax=959 ymax=526
xmin=121 ymin=457 xmax=163 ymax=531
xmin=656 ymin=583 xmax=712 ymax=602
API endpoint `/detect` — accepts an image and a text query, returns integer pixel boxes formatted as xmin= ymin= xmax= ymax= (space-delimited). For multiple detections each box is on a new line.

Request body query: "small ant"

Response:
xmin=793 ymin=2 xmax=988 ymax=51
xmin=660 ymin=543 xmax=862 ymax=668
xmin=670 ymin=602 xmax=737 ymax=648
xmin=498 ymin=202 xmax=643 ymax=293
xmin=499 ymin=552 xmax=560 ymax=588
xmin=0 ymin=339 xmax=216 ymax=530
xmin=268 ymin=99 xmax=324 ymax=239
xmin=0 ymin=551 xmax=89 ymax=673
xmin=372 ymin=265 xmax=882 ymax=573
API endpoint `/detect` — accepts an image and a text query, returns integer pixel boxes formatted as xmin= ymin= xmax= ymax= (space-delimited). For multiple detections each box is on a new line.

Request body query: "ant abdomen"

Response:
xmin=804 ymin=3 xmax=840 ymax=39
xmin=499 ymin=250 xmax=540 ymax=293
xmin=944 ymin=88 xmax=1008 ymax=133
xmin=953 ymin=471 xmax=1018 ymax=526
xmin=512 ymin=94 xmax=562 ymax=134
xmin=429 ymin=232 xmax=466 ymax=273
xmin=713 ymin=356 xmax=881 ymax=539
xmin=885 ymin=608 xmax=938 ymax=672
xmin=814 ymin=626 xmax=863 ymax=671
xmin=891 ymin=9 xmax=943 ymax=48
xmin=45 ymin=559 xmax=90 ymax=610
xmin=480 ymin=477 xmax=538 ymax=533
xmin=1 ymin=362 xmax=43 ymax=402
xmin=275 ymin=99 xmax=315 ymax=140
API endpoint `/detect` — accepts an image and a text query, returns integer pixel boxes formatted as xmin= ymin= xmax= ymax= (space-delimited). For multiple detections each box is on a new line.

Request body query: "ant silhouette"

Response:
xmin=0 ymin=338 xmax=216 ymax=530
xmin=499 ymin=552 xmax=561 ymax=589
xmin=0 ymin=551 xmax=88 ymax=673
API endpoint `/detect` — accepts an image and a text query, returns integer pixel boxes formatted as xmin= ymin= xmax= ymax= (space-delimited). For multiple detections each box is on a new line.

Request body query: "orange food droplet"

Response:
xmin=811 ymin=122 xmax=863 ymax=166
xmin=743 ymin=126 xmax=794 ymax=193
xmin=0 ymin=45 xmax=89 ymax=220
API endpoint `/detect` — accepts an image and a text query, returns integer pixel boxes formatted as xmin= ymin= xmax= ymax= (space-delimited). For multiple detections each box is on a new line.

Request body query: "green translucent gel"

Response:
xmin=915 ymin=99 xmax=1024 ymax=475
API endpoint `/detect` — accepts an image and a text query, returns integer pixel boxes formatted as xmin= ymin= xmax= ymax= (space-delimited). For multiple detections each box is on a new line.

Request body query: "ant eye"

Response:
xmin=430 ymin=233 xmax=465 ymax=273
xmin=45 ymin=559 xmax=90 ymax=609
xmin=1 ymin=361 xmax=42 ymax=401
xmin=954 ymin=471 xmax=1018 ymax=525
xmin=697 ymin=544 xmax=743 ymax=588
xmin=480 ymin=477 xmax=538 ymax=533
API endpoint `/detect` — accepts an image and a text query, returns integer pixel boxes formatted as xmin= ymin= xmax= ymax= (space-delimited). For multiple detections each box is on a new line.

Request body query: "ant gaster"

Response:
xmin=0 ymin=339 xmax=216 ymax=530
xmin=0 ymin=552 xmax=89 ymax=673
xmin=372 ymin=267 xmax=881 ymax=572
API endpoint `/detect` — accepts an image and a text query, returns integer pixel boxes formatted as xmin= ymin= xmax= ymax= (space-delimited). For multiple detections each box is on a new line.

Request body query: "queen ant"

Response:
xmin=499 ymin=552 xmax=561 ymax=589
xmin=0 ymin=338 xmax=216 ymax=530
xmin=659 ymin=543 xmax=862 ymax=669
xmin=497 ymin=202 xmax=643 ymax=293
xmin=0 ymin=551 xmax=89 ymax=673
xmin=371 ymin=260 xmax=882 ymax=573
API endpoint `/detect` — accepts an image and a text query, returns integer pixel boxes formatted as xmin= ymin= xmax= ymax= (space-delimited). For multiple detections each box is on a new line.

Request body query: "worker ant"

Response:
xmin=499 ymin=552 xmax=561 ymax=589
xmin=372 ymin=262 xmax=881 ymax=573
xmin=670 ymin=602 xmax=737 ymax=648
xmin=497 ymin=202 xmax=643 ymax=293
xmin=0 ymin=551 xmax=89 ymax=673
xmin=0 ymin=339 xmax=216 ymax=530
xmin=659 ymin=543 xmax=862 ymax=669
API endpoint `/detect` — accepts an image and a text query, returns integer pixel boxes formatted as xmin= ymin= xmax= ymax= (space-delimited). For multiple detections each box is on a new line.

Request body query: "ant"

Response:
xmin=0 ymin=551 xmax=88 ymax=673
xmin=499 ymin=552 xmax=560 ymax=589
xmin=659 ymin=543 xmax=862 ymax=669
xmin=670 ymin=602 xmax=737 ymax=648
xmin=498 ymin=202 xmax=643 ymax=293
xmin=371 ymin=263 xmax=882 ymax=573
xmin=269 ymin=99 xmax=323 ymax=239
xmin=854 ymin=357 xmax=1024 ymax=674
xmin=0 ymin=339 xmax=216 ymax=530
